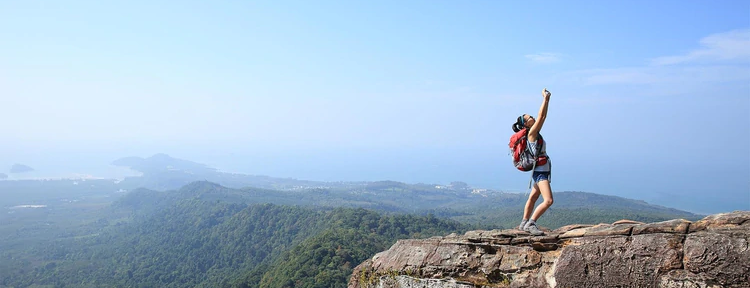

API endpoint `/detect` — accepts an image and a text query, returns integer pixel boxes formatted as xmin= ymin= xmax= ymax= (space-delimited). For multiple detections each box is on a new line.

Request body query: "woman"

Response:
xmin=513 ymin=88 xmax=552 ymax=236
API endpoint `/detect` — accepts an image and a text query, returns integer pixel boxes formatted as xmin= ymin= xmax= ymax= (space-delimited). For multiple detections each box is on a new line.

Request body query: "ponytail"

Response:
xmin=512 ymin=123 xmax=523 ymax=132
xmin=512 ymin=115 xmax=525 ymax=132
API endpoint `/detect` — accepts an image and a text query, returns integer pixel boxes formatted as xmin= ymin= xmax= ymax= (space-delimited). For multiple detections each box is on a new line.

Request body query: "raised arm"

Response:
xmin=528 ymin=88 xmax=551 ymax=141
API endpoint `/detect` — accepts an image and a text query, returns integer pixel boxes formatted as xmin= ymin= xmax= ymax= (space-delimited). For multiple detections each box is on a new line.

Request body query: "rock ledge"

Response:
xmin=349 ymin=211 xmax=750 ymax=288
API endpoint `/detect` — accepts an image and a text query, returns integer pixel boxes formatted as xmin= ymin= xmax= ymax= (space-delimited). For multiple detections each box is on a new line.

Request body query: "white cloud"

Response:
xmin=570 ymin=65 xmax=750 ymax=86
xmin=577 ymin=67 xmax=659 ymax=85
xmin=651 ymin=28 xmax=750 ymax=65
xmin=525 ymin=52 xmax=562 ymax=64
xmin=563 ymin=28 xmax=750 ymax=86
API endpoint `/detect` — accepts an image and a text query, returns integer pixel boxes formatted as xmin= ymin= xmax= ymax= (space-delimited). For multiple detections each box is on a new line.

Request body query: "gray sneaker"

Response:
xmin=524 ymin=222 xmax=545 ymax=236
xmin=518 ymin=220 xmax=528 ymax=230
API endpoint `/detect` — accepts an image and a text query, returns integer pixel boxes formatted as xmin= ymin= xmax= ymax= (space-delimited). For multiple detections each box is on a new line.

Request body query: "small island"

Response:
xmin=10 ymin=164 xmax=35 ymax=174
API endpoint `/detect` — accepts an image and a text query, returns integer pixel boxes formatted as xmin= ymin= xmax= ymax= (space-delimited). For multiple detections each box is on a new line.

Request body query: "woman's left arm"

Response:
xmin=528 ymin=89 xmax=551 ymax=139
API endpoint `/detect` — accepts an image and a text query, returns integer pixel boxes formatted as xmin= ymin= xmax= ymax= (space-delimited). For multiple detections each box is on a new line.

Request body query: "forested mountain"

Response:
xmin=0 ymin=155 xmax=707 ymax=287
xmin=1 ymin=197 xmax=468 ymax=288
xmin=0 ymin=176 xmax=703 ymax=235
xmin=114 ymin=180 xmax=702 ymax=230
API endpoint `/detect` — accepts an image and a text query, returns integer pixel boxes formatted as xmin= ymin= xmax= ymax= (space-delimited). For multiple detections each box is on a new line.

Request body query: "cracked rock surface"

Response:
xmin=349 ymin=211 xmax=750 ymax=288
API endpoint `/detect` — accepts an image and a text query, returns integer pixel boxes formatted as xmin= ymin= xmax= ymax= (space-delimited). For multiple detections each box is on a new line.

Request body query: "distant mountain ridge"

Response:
xmin=112 ymin=153 xmax=351 ymax=192
xmin=112 ymin=153 xmax=217 ymax=174
xmin=104 ymin=154 xmax=705 ymax=228
xmin=113 ymin=180 xmax=703 ymax=230
xmin=3 ymin=153 xmax=706 ymax=224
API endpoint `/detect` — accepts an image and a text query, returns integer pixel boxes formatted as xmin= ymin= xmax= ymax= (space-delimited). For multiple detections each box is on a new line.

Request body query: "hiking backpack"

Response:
xmin=509 ymin=128 xmax=548 ymax=172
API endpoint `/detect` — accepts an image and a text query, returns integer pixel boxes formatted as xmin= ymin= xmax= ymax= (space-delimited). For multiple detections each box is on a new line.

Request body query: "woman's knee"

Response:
xmin=543 ymin=198 xmax=554 ymax=206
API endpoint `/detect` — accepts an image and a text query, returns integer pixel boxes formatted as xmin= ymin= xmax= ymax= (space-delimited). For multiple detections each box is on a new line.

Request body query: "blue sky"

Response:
xmin=1 ymin=1 xmax=748 ymax=214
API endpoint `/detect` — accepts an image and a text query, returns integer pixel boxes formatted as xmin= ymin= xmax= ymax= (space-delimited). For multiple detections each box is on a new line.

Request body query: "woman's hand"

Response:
xmin=543 ymin=88 xmax=551 ymax=99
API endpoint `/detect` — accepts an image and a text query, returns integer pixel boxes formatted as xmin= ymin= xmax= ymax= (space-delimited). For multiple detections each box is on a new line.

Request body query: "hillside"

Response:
xmin=0 ymin=180 xmax=711 ymax=288
xmin=1 ymin=199 xmax=469 ymax=288
xmin=104 ymin=154 xmax=706 ymax=225
xmin=0 ymin=176 xmax=703 ymax=233
xmin=113 ymin=180 xmax=703 ymax=230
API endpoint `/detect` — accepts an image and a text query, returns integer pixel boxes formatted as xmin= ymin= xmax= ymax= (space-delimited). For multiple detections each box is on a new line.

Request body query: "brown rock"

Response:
xmin=558 ymin=223 xmax=635 ymax=238
xmin=489 ymin=229 xmax=526 ymax=238
xmin=553 ymin=223 xmax=594 ymax=234
xmin=613 ymin=219 xmax=646 ymax=225
xmin=632 ymin=219 xmax=692 ymax=235
xmin=583 ymin=223 xmax=635 ymax=236
xmin=465 ymin=230 xmax=514 ymax=245
xmin=510 ymin=236 xmax=531 ymax=245
xmin=462 ymin=230 xmax=484 ymax=239
xmin=689 ymin=210 xmax=750 ymax=232
xmin=559 ymin=225 xmax=601 ymax=238
xmin=531 ymin=242 xmax=558 ymax=252
xmin=554 ymin=234 xmax=684 ymax=288
xmin=370 ymin=239 xmax=438 ymax=271
xmin=349 ymin=211 xmax=750 ymax=288
xmin=683 ymin=230 xmax=750 ymax=287
xmin=658 ymin=270 xmax=725 ymax=288
xmin=497 ymin=245 xmax=542 ymax=272
xmin=377 ymin=276 xmax=479 ymax=288
xmin=534 ymin=235 xmax=559 ymax=243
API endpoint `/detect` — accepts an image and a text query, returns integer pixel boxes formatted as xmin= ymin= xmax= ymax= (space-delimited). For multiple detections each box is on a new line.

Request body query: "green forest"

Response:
xmin=1 ymin=200 xmax=469 ymax=288
xmin=0 ymin=175 xmax=705 ymax=288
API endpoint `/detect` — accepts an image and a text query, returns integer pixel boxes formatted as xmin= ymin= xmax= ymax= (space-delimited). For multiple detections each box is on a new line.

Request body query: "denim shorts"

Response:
xmin=532 ymin=171 xmax=551 ymax=183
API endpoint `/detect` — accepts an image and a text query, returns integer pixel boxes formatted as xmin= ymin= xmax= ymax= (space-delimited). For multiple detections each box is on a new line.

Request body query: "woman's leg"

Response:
xmin=530 ymin=179 xmax=553 ymax=221
xmin=523 ymin=184 xmax=540 ymax=220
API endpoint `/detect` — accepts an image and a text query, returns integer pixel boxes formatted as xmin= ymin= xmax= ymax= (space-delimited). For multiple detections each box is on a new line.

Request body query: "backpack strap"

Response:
xmin=537 ymin=135 xmax=549 ymax=161
xmin=528 ymin=161 xmax=537 ymax=190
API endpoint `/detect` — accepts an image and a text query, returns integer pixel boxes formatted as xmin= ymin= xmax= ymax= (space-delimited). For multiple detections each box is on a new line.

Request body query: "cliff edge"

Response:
xmin=349 ymin=211 xmax=750 ymax=288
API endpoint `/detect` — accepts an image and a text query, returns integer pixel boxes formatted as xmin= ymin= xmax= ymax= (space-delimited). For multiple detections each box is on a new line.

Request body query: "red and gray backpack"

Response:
xmin=509 ymin=128 xmax=548 ymax=172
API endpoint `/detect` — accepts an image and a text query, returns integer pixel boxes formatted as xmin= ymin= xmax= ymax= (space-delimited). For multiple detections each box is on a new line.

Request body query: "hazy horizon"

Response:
xmin=0 ymin=148 xmax=744 ymax=215
xmin=1 ymin=1 xmax=748 ymax=215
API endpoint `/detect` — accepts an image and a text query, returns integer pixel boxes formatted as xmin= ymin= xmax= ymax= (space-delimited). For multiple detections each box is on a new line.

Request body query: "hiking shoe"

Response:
xmin=518 ymin=220 xmax=528 ymax=230
xmin=524 ymin=222 xmax=545 ymax=236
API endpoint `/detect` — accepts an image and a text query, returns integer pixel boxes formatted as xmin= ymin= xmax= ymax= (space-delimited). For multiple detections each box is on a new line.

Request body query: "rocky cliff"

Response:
xmin=349 ymin=211 xmax=749 ymax=288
